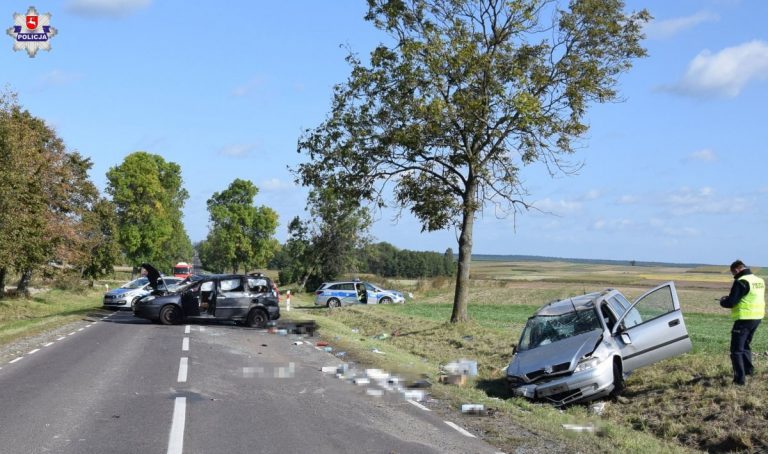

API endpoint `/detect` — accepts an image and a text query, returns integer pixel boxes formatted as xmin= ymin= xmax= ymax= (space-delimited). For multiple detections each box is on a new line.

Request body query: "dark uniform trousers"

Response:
xmin=731 ymin=319 xmax=761 ymax=384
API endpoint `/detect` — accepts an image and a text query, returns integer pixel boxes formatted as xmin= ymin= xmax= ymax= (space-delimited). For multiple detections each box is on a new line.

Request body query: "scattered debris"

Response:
xmin=366 ymin=369 xmax=389 ymax=380
xmin=462 ymin=335 xmax=474 ymax=341
xmin=461 ymin=404 xmax=487 ymax=416
xmin=409 ymin=379 xmax=432 ymax=389
xmin=403 ymin=389 xmax=426 ymax=401
xmin=442 ymin=359 xmax=478 ymax=377
xmin=373 ymin=333 xmax=389 ymax=340
xmin=440 ymin=374 xmax=467 ymax=386
xmin=316 ymin=341 xmax=329 ymax=347
xmin=335 ymin=351 xmax=347 ymax=357
xmin=351 ymin=328 xmax=359 ymax=333
xmin=293 ymin=341 xmax=303 ymax=346
xmin=371 ymin=348 xmax=386 ymax=354
xmin=353 ymin=377 xmax=370 ymax=386
xmin=366 ymin=389 xmax=384 ymax=397
xmin=321 ymin=366 xmax=338 ymax=373
xmin=590 ymin=402 xmax=606 ymax=416
xmin=276 ymin=329 xmax=288 ymax=336
xmin=562 ymin=424 xmax=596 ymax=433
xmin=323 ymin=346 xmax=333 ymax=353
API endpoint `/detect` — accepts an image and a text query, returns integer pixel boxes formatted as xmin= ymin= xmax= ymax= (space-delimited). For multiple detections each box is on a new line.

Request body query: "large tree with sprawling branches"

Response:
xmin=296 ymin=0 xmax=650 ymax=322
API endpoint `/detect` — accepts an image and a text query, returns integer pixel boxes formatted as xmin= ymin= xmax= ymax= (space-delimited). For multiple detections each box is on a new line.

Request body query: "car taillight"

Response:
xmin=315 ymin=290 xmax=323 ymax=295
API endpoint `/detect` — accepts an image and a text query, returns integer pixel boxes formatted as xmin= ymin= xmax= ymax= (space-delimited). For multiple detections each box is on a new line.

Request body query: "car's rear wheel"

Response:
xmin=610 ymin=358 xmax=625 ymax=397
xmin=327 ymin=298 xmax=341 ymax=308
xmin=159 ymin=305 xmax=182 ymax=325
xmin=379 ymin=297 xmax=392 ymax=304
xmin=247 ymin=308 xmax=268 ymax=328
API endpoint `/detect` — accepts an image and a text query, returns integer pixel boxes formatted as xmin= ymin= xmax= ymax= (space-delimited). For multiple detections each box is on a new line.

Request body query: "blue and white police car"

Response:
xmin=314 ymin=280 xmax=405 ymax=307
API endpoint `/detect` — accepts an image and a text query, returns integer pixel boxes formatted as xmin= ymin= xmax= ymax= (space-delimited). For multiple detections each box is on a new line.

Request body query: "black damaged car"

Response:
xmin=132 ymin=264 xmax=280 ymax=327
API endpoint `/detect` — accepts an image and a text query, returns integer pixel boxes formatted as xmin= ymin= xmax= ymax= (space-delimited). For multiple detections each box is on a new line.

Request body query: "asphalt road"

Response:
xmin=0 ymin=310 xmax=501 ymax=453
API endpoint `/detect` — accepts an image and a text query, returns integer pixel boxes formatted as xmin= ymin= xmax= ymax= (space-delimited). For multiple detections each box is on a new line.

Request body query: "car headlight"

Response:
xmin=574 ymin=356 xmax=602 ymax=373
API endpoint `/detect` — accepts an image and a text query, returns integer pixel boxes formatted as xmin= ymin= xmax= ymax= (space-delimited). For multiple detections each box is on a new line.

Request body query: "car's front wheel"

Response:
xmin=247 ymin=308 xmax=268 ymax=328
xmin=159 ymin=305 xmax=182 ymax=325
xmin=327 ymin=298 xmax=341 ymax=308
xmin=379 ymin=297 xmax=392 ymax=304
xmin=131 ymin=297 xmax=140 ymax=309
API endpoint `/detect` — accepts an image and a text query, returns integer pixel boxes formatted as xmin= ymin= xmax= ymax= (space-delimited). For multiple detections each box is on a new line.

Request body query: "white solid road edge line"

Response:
xmin=182 ymin=337 xmax=189 ymax=351
xmin=167 ymin=397 xmax=186 ymax=454
xmin=444 ymin=421 xmax=476 ymax=438
xmin=177 ymin=357 xmax=188 ymax=383
xmin=407 ymin=400 xmax=431 ymax=411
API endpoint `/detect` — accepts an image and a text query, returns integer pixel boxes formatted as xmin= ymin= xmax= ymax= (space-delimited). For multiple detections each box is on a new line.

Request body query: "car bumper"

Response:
xmin=103 ymin=297 xmax=132 ymax=310
xmin=508 ymin=358 xmax=614 ymax=406
xmin=267 ymin=305 xmax=280 ymax=320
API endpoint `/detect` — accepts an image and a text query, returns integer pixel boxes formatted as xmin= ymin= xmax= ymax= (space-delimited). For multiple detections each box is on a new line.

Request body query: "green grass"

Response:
xmin=0 ymin=288 xmax=103 ymax=345
xmin=285 ymin=261 xmax=768 ymax=453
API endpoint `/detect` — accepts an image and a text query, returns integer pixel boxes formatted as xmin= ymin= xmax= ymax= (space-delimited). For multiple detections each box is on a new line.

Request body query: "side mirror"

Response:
xmin=620 ymin=332 xmax=632 ymax=345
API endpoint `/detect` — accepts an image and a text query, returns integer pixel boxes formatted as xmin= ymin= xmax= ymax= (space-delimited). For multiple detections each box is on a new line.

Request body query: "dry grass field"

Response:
xmin=287 ymin=260 xmax=768 ymax=453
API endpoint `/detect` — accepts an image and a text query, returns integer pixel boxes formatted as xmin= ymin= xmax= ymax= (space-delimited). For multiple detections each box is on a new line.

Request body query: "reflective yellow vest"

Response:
xmin=732 ymin=274 xmax=766 ymax=320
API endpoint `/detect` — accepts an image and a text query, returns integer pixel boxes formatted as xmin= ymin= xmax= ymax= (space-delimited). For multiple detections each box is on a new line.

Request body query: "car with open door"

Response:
xmin=132 ymin=270 xmax=280 ymax=327
xmin=506 ymin=282 xmax=692 ymax=406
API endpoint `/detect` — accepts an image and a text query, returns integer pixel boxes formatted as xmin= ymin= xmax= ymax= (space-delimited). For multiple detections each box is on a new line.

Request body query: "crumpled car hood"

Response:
xmin=508 ymin=330 xmax=602 ymax=377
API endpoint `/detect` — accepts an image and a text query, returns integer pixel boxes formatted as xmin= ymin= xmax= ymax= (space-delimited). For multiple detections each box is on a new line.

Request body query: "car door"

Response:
xmin=343 ymin=283 xmax=361 ymax=305
xmin=613 ymin=281 xmax=692 ymax=373
xmin=215 ymin=277 xmax=250 ymax=320
xmin=364 ymin=283 xmax=379 ymax=304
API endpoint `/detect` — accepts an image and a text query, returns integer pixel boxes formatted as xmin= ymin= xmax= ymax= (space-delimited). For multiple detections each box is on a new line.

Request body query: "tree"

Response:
xmin=106 ymin=152 xmax=193 ymax=272
xmin=297 ymin=0 xmax=649 ymax=322
xmin=200 ymin=179 xmax=279 ymax=273
xmin=79 ymin=198 xmax=121 ymax=284
xmin=0 ymin=90 xmax=105 ymax=295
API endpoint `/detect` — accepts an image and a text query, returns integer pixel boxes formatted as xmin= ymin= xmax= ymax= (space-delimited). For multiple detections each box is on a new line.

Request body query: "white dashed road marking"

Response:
xmin=43 ymin=342 xmax=54 ymax=347
xmin=77 ymin=328 xmax=84 ymax=332
xmin=57 ymin=336 xmax=66 ymax=341
xmin=184 ymin=325 xmax=190 ymax=334
xmin=407 ymin=400 xmax=431 ymax=411
xmin=9 ymin=357 xmax=22 ymax=364
xmin=68 ymin=332 xmax=76 ymax=336
xmin=28 ymin=349 xmax=40 ymax=355
xmin=444 ymin=421 xmax=476 ymax=438
xmin=167 ymin=397 xmax=186 ymax=454
xmin=182 ymin=337 xmax=189 ymax=351
xmin=177 ymin=357 xmax=188 ymax=383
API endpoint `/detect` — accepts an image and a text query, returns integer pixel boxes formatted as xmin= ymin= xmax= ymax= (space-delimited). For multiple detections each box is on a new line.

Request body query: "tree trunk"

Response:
xmin=0 ymin=267 xmax=6 ymax=299
xmin=16 ymin=269 xmax=33 ymax=297
xmin=451 ymin=182 xmax=477 ymax=323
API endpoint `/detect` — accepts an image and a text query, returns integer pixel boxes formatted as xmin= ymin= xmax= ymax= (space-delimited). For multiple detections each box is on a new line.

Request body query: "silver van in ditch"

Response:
xmin=506 ymin=282 xmax=692 ymax=406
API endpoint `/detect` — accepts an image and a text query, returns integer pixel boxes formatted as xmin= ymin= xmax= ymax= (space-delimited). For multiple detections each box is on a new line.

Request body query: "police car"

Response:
xmin=314 ymin=280 xmax=405 ymax=307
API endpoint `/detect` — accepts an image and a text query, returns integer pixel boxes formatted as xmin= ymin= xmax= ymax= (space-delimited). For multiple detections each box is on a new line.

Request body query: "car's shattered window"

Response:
xmin=123 ymin=277 xmax=148 ymax=289
xmin=518 ymin=309 xmax=601 ymax=351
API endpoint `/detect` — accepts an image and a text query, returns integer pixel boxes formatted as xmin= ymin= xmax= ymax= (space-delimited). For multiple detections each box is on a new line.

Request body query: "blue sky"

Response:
xmin=2 ymin=0 xmax=767 ymax=266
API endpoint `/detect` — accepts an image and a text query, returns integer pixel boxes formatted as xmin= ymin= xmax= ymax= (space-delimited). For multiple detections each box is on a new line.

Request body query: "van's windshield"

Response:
xmin=518 ymin=308 xmax=601 ymax=351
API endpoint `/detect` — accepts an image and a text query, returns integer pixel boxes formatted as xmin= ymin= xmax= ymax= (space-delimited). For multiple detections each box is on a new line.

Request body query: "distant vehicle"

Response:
xmin=102 ymin=276 xmax=183 ymax=311
xmin=314 ymin=280 xmax=405 ymax=307
xmin=173 ymin=262 xmax=193 ymax=278
xmin=133 ymin=271 xmax=280 ymax=327
xmin=506 ymin=282 xmax=692 ymax=406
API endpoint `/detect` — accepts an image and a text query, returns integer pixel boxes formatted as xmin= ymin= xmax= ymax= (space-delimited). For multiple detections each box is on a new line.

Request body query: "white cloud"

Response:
xmin=37 ymin=69 xmax=82 ymax=89
xmin=260 ymin=178 xmax=295 ymax=191
xmin=218 ymin=144 xmax=257 ymax=158
xmin=688 ymin=148 xmax=717 ymax=162
xmin=644 ymin=11 xmax=719 ymax=39
xmin=232 ymin=77 xmax=265 ymax=97
xmin=662 ymin=226 xmax=700 ymax=237
xmin=591 ymin=218 xmax=633 ymax=231
xmin=67 ymin=0 xmax=151 ymax=17
xmin=664 ymin=187 xmax=747 ymax=215
xmin=663 ymin=40 xmax=768 ymax=98
xmin=582 ymin=189 xmax=601 ymax=201
xmin=534 ymin=198 xmax=582 ymax=215
xmin=617 ymin=195 xmax=639 ymax=205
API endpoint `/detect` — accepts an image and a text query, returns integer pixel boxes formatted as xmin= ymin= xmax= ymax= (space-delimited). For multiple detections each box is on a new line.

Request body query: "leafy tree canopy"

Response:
xmin=296 ymin=0 xmax=649 ymax=321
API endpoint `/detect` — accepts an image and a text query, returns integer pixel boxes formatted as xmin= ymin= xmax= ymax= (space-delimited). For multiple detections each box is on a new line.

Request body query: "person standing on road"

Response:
xmin=719 ymin=260 xmax=765 ymax=385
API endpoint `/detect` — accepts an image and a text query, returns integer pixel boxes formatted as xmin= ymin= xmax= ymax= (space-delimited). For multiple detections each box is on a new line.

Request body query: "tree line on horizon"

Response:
xmin=0 ymin=90 xmax=451 ymax=297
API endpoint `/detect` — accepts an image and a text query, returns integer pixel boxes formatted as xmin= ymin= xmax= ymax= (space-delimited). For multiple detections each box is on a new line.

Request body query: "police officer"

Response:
xmin=719 ymin=260 xmax=765 ymax=385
